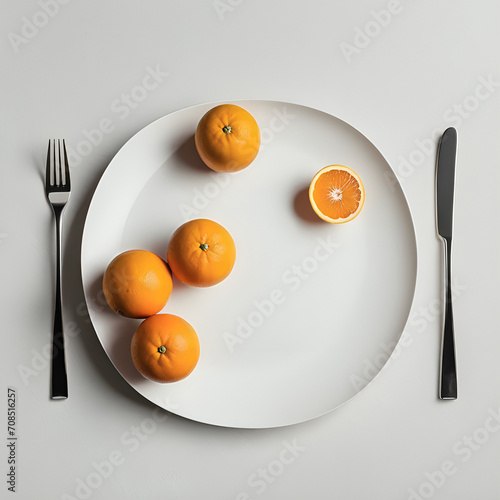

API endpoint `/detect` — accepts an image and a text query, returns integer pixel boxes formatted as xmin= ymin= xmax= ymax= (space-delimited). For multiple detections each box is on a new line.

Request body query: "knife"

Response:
xmin=436 ymin=127 xmax=458 ymax=400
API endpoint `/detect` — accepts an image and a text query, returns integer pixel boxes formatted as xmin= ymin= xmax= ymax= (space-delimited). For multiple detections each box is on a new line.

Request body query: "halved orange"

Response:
xmin=309 ymin=165 xmax=365 ymax=224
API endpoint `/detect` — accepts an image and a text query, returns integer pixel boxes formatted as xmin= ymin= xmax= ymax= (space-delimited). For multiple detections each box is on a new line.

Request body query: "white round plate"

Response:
xmin=81 ymin=100 xmax=417 ymax=428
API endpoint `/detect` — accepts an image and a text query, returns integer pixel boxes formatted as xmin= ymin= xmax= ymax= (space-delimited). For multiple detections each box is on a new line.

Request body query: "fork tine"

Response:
xmin=52 ymin=139 xmax=59 ymax=186
xmin=52 ymin=139 xmax=56 ymax=186
xmin=45 ymin=139 xmax=71 ymax=190
xmin=59 ymin=140 xmax=65 ymax=186
xmin=46 ymin=139 xmax=52 ymax=186
xmin=62 ymin=139 xmax=70 ymax=188
xmin=57 ymin=139 xmax=62 ymax=187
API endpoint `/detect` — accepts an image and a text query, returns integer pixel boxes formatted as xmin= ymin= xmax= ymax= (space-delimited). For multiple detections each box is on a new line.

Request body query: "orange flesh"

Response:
xmin=312 ymin=169 xmax=362 ymax=219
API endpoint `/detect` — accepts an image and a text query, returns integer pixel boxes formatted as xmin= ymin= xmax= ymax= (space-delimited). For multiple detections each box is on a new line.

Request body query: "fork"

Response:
xmin=45 ymin=139 xmax=71 ymax=399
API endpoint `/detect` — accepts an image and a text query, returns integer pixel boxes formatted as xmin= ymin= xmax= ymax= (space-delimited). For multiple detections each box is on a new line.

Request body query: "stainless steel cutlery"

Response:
xmin=45 ymin=139 xmax=71 ymax=399
xmin=435 ymin=127 xmax=458 ymax=400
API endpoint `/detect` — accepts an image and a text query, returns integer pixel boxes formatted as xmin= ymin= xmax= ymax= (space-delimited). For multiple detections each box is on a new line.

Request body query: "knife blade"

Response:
xmin=436 ymin=127 xmax=458 ymax=400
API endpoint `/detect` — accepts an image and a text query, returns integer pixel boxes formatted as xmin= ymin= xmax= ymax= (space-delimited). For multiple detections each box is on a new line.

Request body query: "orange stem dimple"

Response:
xmin=199 ymin=243 xmax=209 ymax=251
xmin=158 ymin=345 xmax=166 ymax=354
xmin=222 ymin=125 xmax=232 ymax=134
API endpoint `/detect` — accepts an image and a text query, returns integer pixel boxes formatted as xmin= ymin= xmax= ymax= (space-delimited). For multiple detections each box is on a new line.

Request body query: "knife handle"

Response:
xmin=439 ymin=236 xmax=457 ymax=399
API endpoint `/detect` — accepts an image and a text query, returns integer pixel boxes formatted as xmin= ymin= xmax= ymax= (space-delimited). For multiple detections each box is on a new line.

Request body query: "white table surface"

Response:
xmin=2 ymin=1 xmax=499 ymax=499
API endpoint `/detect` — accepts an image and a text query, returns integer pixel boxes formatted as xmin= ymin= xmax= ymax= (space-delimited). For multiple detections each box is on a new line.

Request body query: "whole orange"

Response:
xmin=131 ymin=314 xmax=200 ymax=383
xmin=102 ymin=250 xmax=173 ymax=319
xmin=167 ymin=219 xmax=236 ymax=287
xmin=195 ymin=104 xmax=260 ymax=173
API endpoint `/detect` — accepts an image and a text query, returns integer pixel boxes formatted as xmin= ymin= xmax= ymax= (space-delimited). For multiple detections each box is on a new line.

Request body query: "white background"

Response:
xmin=1 ymin=1 xmax=499 ymax=499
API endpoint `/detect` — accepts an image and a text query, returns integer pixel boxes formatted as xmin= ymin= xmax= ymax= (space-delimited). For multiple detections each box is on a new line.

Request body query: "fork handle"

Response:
xmin=439 ymin=236 xmax=457 ymax=400
xmin=51 ymin=205 xmax=68 ymax=399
